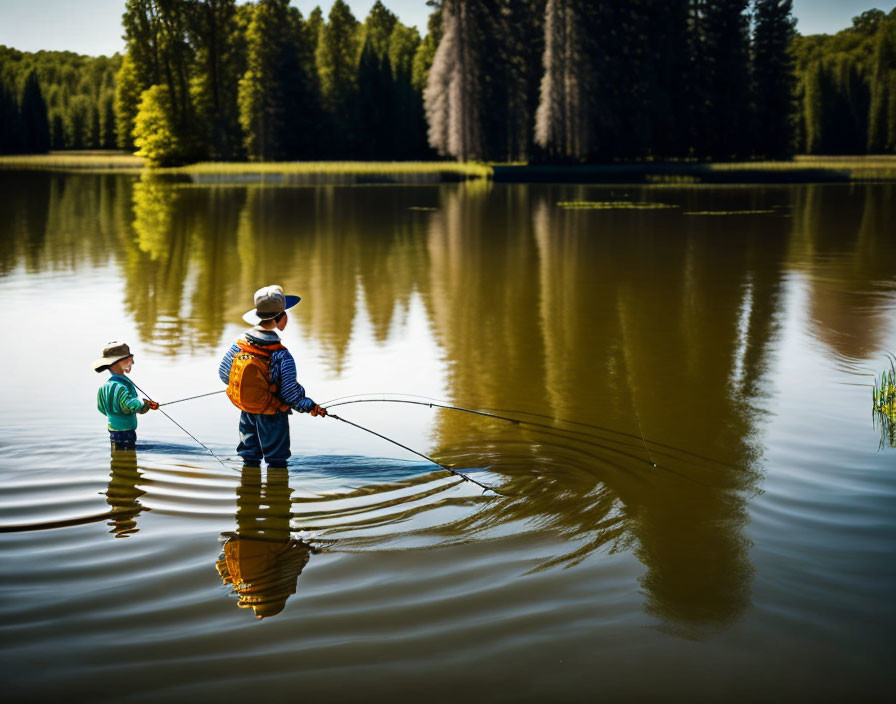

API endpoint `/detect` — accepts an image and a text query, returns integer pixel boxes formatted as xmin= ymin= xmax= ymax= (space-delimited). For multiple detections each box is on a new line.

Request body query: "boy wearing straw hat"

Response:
xmin=219 ymin=285 xmax=326 ymax=469
xmin=94 ymin=342 xmax=158 ymax=450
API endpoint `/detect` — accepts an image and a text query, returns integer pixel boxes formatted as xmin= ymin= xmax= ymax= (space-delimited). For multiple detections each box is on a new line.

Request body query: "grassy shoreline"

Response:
xmin=1 ymin=152 xmax=896 ymax=183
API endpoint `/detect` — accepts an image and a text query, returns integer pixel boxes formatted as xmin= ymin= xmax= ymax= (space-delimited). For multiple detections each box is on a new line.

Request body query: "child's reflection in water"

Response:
xmin=105 ymin=449 xmax=147 ymax=538
xmin=217 ymin=466 xmax=316 ymax=619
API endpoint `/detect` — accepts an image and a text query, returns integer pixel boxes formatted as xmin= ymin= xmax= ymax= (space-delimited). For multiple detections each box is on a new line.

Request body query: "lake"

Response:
xmin=1 ymin=171 xmax=894 ymax=702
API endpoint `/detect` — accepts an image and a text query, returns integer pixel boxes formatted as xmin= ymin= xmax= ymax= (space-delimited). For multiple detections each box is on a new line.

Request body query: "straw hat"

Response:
xmin=93 ymin=341 xmax=132 ymax=373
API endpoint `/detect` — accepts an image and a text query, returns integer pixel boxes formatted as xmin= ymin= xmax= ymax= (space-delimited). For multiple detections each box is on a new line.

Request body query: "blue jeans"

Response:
xmin=237 ymin=412 xmax=291 ymax=468
xmin=109 ymin=429 xmax=137 ymax=451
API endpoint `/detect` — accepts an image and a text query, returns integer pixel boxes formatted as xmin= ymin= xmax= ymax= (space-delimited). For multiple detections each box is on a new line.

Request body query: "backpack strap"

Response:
xmin=236 ymin=337 xmax=286 ymax=357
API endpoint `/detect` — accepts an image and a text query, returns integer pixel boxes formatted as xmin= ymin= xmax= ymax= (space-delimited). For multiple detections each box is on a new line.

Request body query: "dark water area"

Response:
xmin=0 ymin=172 xmax=894 ymax=702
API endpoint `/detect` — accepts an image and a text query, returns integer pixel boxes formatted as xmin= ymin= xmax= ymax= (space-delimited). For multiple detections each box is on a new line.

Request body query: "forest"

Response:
xmin=1 ymin=1 xmax=895 ymax=164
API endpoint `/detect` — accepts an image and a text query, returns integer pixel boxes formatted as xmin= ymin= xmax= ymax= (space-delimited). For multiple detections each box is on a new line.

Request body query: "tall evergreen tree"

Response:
xmin=752 ymin=0 xmax=797 ymax=158
xmin=363 ymin=0 xmax=398 ymax=56
xmin=0 ymin=78 xmax=21 ymax=154
xmin=115 ymin=53 xmax=142 ymax=149
xmin=389 ymin=22 xmax=427 ymax=158
xmin=187 ymin=0 xmax=244 ymax=159
xmin=867 ymin=19 xmax=896 ymax=152
xmin=478 ymin=0 xmax=543 ymax=162
xmin=357 ymin=36 xmax=394 ymax=158
xmin=803 ymin=59 xmax=825 ymax=154
xmin=51 ymin=113 xmax=66 ymax=150
xmin=424 ymin=0 xmax=483 ymax=160
xmin=89 ymin=102 xmax=102 ymax=148
xmin=101 ymin=92 xmax=117 ymax=148
xmin=316 ymin=0 xmax=361 ymax=156
xmin=67 ymin=95 xmax=90 ymax=150
xmin=644 ymin=0 xmax=691 ymax=158
xmin=19 ymin=70 xmax=51 ymax=153
xmin=238 ymin=0 xmax=318 ymax=160
xmin=123 ymin=0 xmax=197 ymax=161
xmin=700 ymin=0 xmax=752 ymax=159
xmin=356 ymin=3 xmax=399 ymax=158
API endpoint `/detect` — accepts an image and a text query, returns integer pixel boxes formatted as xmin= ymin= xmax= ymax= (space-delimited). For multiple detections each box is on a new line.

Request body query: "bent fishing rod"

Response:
xmin=322 ymin=397 xmax=658 ymax=468
xmin=325 ymin=412 xmax=499 ymax=494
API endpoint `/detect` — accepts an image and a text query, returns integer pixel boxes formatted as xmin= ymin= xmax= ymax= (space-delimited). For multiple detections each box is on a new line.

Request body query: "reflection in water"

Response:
xmin=216 ymin=467 xmax=314 ymax=619
xmin=424 ymin=185 xmax=793 ymax=634
xmin=2 ymin=172 xmax=895 ymax=635
xmin=105 ymin=450 xmax=147 ymax=538
xmin=792 ymin=184 xmax=896 ymax=360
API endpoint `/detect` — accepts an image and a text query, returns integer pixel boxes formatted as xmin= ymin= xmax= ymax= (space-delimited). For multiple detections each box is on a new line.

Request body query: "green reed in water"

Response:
xmin=872 ymin=355 xmax=896 ymax=449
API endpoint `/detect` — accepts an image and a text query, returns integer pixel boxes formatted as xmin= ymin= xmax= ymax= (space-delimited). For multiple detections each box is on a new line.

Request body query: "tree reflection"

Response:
xmin=423 ymin=185 xmax=796 ymax=635
xmin=4 ymin=172 xmax=895 ymax=634
xmin=792 ymin=184 xmax=896 ymax=360
xmin=216 ymin=467 xmax=314 ymax=620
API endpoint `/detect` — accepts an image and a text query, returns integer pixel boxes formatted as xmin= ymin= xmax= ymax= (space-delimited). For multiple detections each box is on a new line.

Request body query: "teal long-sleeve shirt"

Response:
xmin=97 ymin=374 xmax=147 ymax=431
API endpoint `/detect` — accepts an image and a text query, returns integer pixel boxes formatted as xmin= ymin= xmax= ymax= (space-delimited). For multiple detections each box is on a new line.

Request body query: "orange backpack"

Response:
xmin=226 ymin=338 xmax=291 ymax=414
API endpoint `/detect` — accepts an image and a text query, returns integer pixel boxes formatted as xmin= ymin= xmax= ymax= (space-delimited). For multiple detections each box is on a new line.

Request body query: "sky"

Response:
xmin=0 ymin=0 xmax=894 ymax=57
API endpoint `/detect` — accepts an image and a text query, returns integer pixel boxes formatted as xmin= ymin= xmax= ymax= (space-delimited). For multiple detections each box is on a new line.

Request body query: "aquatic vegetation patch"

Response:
xmin=557 ymin=201 xmax=678 ymax=210
xmin=872 ymin=355 xmax=896 ymax=449
xmin=682 ymin=209 xmax=776 ymax=216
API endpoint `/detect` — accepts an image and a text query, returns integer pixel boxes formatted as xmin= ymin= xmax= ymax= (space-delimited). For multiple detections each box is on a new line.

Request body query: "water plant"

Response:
xmin=872 ymin=354 xmax=896 ymax=449
xmin=557 ymin=201 xmax=678 ymax=210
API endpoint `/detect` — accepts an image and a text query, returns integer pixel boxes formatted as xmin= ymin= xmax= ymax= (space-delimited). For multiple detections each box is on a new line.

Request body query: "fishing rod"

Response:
xmin=323 ymin=397 xmax=659 ymax=468
xmin=131 ymin=380 xmax=233 ymax=471
xmin=159 ymin=390 xmax=225 ymax=407
xmin=325 ymin=412 xmax=500 ymax=494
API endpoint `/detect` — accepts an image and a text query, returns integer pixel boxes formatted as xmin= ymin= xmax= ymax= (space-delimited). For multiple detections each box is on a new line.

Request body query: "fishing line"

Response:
xmin=321 ymin=393 xmax=713 ymax=465
xmin=323 ymin=397 xmax=664 ymax=468
xmin=159 ymin=390 xmax=225 ymax=407
xmin=326 ymin=412 xmax=499 ymax=494
xmin=131 ymin=380 xmax=234 ymax=471
xmin=630 ymin=403 xmax=657 ymax=468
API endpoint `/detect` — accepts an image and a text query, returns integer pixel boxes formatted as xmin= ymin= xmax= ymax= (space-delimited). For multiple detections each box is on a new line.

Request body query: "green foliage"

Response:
xmin=871 ymin=355 xmax=896 ymax=449
xmin=316 ymin=0 xmax=361 ymax=155
xmin=794 ymin=7 xmax=896 ymax=155
xmin=114 ymin=53 xmax=141 ymax=149
xmin=67 ymin=95 xmax=90 ymax=150
xmin=101 ymin=92 xmax=117 ymax=148
xmin=10 ymin=0 xmax=874 ymax=163
xmin=238 ymin=0 xmax=319 ymax=160
xmin=187 ymin=0 xmax=245 ymax=159
xmin=753 ymin=0 xmax=797 ymax=158
xmin=868 ymin=19 xmax=896 ymax=151
xmin=363 ymin=1 xmax=398 ymax=57
xmin=0 ymin=45 xmax=120 ymax=152
xmin=19 ymin=71 xmax=50 ymax=153
xmin=133 ymin=84 xmax=183 ymax=166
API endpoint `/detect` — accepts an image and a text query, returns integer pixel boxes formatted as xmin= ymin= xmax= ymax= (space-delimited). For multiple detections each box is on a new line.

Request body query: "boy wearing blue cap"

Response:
xmin=219 ymin=285 xmax=327 ymax=468
xmin=94 ymin=341 xmax=159 ymax=450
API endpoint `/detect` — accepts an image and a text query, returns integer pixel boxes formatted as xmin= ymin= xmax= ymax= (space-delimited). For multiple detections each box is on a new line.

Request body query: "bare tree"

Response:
xmin=424 ymin=0 xmax=482 ymax=160
xmin=534 ymin=0 xmax=589 ymax=159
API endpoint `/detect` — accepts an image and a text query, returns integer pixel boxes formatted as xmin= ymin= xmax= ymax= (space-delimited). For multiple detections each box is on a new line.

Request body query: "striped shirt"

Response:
xmin=97 ymin=374 xmax=145 ymax=431
xmin=218 ymin=329 xmax=315 ymax=413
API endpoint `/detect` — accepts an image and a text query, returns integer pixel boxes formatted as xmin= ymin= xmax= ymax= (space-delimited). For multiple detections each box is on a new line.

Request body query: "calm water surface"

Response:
xmin=0 ymin=173 xmax=894 ymax=702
